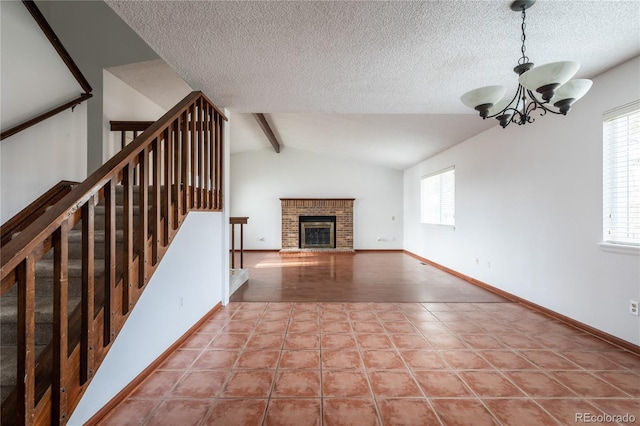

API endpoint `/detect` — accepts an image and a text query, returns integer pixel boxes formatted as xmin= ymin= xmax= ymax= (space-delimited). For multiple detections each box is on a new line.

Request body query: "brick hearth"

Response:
xmin=280 ymin=198 xmax=354 ymax=252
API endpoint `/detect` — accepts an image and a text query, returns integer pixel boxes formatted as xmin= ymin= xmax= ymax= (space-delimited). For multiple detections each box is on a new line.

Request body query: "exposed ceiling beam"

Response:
xmin=253 ymin=113 xmax=282 ymax=153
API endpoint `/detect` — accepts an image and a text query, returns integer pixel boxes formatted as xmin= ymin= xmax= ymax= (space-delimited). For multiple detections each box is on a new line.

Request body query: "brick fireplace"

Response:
xmin=280 ymin=198 xmax=355 ymax=253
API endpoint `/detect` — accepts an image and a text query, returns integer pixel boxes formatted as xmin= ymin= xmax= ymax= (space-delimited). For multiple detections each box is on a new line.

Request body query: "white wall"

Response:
xmin=404 ymin=57 xmax=640 ymax=345
xmin=39 ymin=0 xmax=160 ymax=173
xmin=0 ymin=1 xmax=88 ymax=223
xmin=0 ymin=1 xmax=81 ymax=130
xmin=103 ymin=70 xmax=166 ymax=161
xmin=0 ymin=106 xmax=87 ymax=223
xmin=68 ymin=211 xmax=225 ymax=426
xmin=230 ymin=147 xmax=403 ymax=250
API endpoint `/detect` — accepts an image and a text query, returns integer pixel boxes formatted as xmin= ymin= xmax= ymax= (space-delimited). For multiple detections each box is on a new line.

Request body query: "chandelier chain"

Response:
xmin=519 ymin=8 xmax=529 ymax=65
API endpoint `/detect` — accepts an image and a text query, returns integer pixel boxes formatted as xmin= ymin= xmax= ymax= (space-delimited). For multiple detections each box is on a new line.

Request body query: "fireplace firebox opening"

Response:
xmin=299 ymin=216 xmax=336 ymax=249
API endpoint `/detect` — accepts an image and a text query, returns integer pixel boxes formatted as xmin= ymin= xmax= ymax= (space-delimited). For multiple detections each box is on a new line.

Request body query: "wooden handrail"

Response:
xmin=21 ymin=0 xmax=92 ymax=93
xmin=0 ymin=91 xmax=226 ymax=425
xmin=0 ymin=180 xmax=78 ymax=247
xmin=0 ymin=1 xmax=92 ymax=141
xmin=109 ymin=121 xmax=155 ymax=132
xmin=1 ymin=91 xmax=225 ymax=277
xmin=110 ymin=121 xmax=155 ymax=165
xmin=0 ymin=94 xmax=92 ymax=141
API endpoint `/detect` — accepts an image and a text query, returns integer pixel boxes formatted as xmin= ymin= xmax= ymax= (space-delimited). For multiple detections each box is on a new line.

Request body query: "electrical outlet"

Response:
xmin=630 ymin=300 xmax=639 ymax=316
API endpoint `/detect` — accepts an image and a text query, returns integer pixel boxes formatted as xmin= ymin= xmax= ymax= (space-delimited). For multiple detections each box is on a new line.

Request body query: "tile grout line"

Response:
xmin=144 ymin=302 xmax=242 ymax=426
xmin=433 ymin=303 xmax=637 ymax=424
xmin=382 ymin=305 xmax=446 ymax=426
xmin=262 ymin=301 xmax=293 ymax=426
xmin=318 ymin=302 xmax=325 ymax=426
xmin=108 ymin=301 xmax=639 ymax=425
xmin=201 ymin=303 xmax=245 ymax=426
xmin=346 ymin=305 xmax=385 ymax=425
xmin=413 ymin=303 xmax=508 ymax=426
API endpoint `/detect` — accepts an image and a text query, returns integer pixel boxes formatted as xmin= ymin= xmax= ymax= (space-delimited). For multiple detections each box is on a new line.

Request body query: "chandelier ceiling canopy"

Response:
xmin=461 ymin=0 xmax=593 ymax=128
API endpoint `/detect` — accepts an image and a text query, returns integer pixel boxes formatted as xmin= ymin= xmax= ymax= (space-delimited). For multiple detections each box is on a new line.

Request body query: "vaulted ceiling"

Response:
xmin=105 ymin=0 xmax=640 ymax=170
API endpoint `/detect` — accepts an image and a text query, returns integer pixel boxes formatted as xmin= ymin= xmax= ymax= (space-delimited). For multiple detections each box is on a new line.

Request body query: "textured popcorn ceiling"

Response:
xmin=105 ymin=0 xmax=640 ymax=169
xmin=107 ymin=59 xmax=192 ymax=110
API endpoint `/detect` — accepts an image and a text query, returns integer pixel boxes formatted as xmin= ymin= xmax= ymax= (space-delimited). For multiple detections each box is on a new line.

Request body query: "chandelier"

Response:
xmin=461 ymin=0 xmax=592 ymax=128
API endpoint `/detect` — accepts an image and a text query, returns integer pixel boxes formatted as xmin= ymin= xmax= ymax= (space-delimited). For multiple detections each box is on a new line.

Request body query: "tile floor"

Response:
xmin=100 ymin=302 xmax=640 ymax=425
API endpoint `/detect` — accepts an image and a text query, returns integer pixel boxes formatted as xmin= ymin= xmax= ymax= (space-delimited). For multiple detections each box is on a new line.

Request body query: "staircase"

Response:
xmin=0 ymin=92 xmax=227 ymax=425
xmin=1 ymin=183 xmax=145 ymax=401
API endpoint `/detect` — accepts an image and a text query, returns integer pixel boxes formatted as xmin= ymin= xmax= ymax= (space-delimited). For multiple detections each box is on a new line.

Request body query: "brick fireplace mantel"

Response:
xmin=280 ymin=198 xmax=355 ymax=253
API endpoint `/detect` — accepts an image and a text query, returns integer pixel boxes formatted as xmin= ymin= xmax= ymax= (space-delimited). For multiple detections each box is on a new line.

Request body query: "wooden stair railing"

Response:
xmin=110 ymin=121 xmax=155 ymax=184
xmin=1 ymin=181 xmax=79 ymax=247
xmin=110 ymin=121 xmax=154 ymax=151
xmin=0 ymin=91 xmax=227 ymax=425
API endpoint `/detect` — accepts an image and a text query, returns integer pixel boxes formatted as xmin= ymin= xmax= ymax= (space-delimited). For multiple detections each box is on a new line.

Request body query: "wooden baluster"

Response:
xmin=203 ymin=103 xmax=210 ymax=209
xmin=120 ymin=131 xmax=126 ymax=151
xmin=164 ymin=127 xmax=173 ymax=241
xmin=189 ymin=104 xmax=196 ymax=209
xmin=81 ymin=198 xmax=95 ymax=385
xmin=181 ymin=111 xmax=189 ymax=217
xmin=174 ymin=118 xmax=182 ymax=227
xmin=213 ymin=113 xmax=220 ymax=210
xmin=133 ymin=131 xmax=140 ymax=185
xmin=152 ymin=138 xmax=161 ymax=265
xmin=16 ymin=256 xmax=36 ymax=425
xmin=53 ymin=221 xmax=69 ymax=424
xmin=138 ymin=148 xmax=149 ymax=288
xmin=123 ymin=163 xmax=133 ymax=314
xmin=198 ymin=99 xmax=204 ymax=207
xmin=104 ymin=179 xmax=116 ymax=345
xmin=231 ymin=223 xmax=235 ymax=269
xmin=240 ymin=221 xmax=244 ymax=268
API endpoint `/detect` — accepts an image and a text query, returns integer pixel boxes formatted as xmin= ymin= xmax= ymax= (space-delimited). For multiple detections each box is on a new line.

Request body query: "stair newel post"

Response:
xmin=81 ymin=197 xmax=95 ymax=385
xmin=138 ymin=147 xmax=149 ymax=289
xmin=180 ymin=111 xmax=188 ymax=220
xmin=152 ymin=137 xmax=162 ymax=265
xmin=16 ymin=256 xmax=36 ymax=425
xmin=203 ymin=101 xmax=210 ymax=209
xmin=123 ymin=163 xmax=134 ymax=314
xmin=103 ymin=178 xmax=116 ymax=345
xmin=218 ymin=110 xmax=225 ymax=210
xmin=52 ymin=220 xmax=70 ymax=424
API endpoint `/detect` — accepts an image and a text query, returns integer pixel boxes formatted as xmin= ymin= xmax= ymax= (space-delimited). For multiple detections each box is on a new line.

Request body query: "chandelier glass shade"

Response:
xmin=461 ymin=0 xmax=592 ymax=128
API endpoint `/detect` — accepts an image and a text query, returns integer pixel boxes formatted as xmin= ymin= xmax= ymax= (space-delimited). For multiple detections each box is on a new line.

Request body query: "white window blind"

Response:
xmin=421 ymin=167 xmax=455 ymax=226
xmin=603 ymin=101 xmax=640 ymax=246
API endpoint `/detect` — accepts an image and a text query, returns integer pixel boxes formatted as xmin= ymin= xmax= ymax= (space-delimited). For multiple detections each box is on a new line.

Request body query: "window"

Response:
xmin=603 ymin=101 xmax=640 ymax=246
xmin=421 ymin=166 xmax=455 ymax=227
